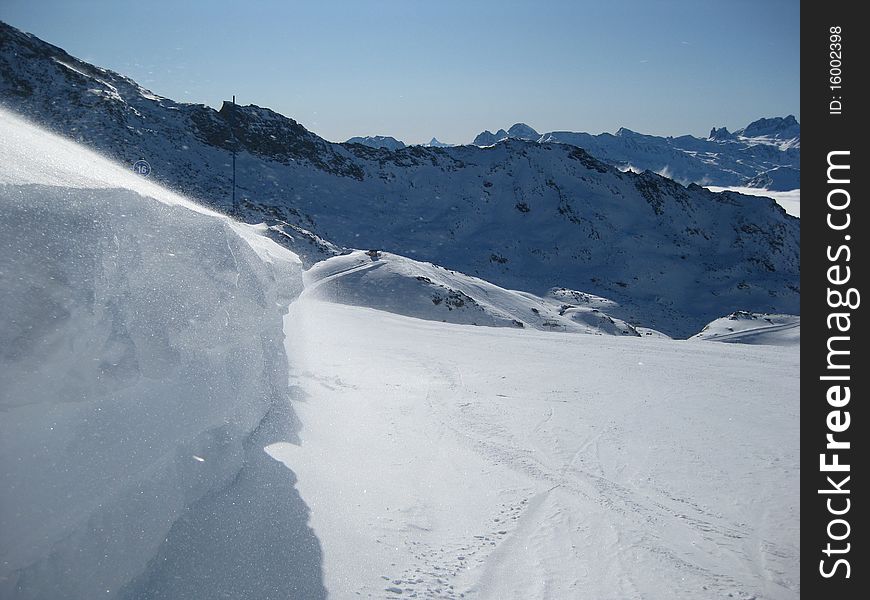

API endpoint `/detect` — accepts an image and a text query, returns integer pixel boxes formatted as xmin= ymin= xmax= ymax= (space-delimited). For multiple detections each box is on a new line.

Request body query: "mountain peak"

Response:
xmin=506 ymin=123 xmax=539 ymax=140
xmin=708 ymin=126 xmax=733 ymax=141
xmin=614 ymin=127 xmax=638 ymax=137
xmin=738 ymin=115 xmax=800 ymax=139
xmin=472 ymin=125 xmax=538 ymax=146
xmin=472 ymin=129 xmax=506 ymax=146
xmin=425 ymin=137 xmax=451 ymax=147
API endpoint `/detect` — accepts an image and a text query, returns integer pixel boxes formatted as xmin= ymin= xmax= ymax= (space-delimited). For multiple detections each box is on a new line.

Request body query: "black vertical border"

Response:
xmin=803 ymin=0 xmax=867 ymax=595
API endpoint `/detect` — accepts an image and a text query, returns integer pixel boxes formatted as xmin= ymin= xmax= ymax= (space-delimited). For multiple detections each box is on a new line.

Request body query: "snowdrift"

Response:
xmin=0 ymin=109 xmax=324 ymax=599
xmin=305 ymin=251 xmax=639 ymax=335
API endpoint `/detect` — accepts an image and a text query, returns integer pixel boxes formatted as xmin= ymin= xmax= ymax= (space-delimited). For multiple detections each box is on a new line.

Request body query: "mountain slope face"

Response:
xmin=476 ymin=119 xmax=800 ymax=190
xmin=0 ymin=21 xmax=799 ymax=337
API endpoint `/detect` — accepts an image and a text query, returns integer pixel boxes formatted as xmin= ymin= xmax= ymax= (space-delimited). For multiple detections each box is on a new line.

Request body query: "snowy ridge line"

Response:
xmin=0 ymin=109 xmax=223 ymax=217
xmin=0 ymin=22 xmax=800 ymax=337
xmin=705 ymin=185 xmax=800 ymax=218
xmin=472 ymin=118 xmax=800 ymax=191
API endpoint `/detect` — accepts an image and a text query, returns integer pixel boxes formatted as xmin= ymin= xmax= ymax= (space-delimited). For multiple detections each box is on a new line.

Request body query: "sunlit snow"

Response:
xmin=1 ymin=108 xmax=799 ymax=599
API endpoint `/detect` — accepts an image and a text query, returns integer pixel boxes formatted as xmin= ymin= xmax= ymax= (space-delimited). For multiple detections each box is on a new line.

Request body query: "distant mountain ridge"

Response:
xmin=346 ymin=135 xmax=406 ymax=151
xmin=423 ymin=137 xmax=452 ymax=147
xmin=346 ymin=135 xmax=453 ymax=149
xmin=738 ymin=115 xmax=800 ymax=141
xmin=0 ymin=21 xmax=799 ymax=336
xmin=473 ymin=123 xmax=541 ymax=145
xmin=471 ymin=117 xmax=800 ymax=190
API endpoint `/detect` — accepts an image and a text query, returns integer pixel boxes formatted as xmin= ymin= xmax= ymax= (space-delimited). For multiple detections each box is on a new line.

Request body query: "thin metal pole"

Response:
xmin=231 ymin=94 xmax=237 ymax=215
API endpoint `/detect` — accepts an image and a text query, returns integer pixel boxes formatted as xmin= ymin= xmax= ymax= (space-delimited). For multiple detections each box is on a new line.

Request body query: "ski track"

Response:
xmin=442 ymin=390 xmax=760 ymax=598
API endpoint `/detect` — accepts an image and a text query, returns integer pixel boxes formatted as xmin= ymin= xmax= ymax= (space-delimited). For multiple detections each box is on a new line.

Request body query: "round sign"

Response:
xmin=132 ymin=159 xmax=151 ymax=177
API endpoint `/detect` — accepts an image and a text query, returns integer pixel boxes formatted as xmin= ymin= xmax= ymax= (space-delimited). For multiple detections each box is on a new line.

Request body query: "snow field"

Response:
xmin=271 ymin=298 xmax=799 ymax=599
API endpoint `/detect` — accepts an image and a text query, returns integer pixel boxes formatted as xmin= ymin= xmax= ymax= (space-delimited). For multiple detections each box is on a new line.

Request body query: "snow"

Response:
xmin=745 ymin=166 xmax=800 ymax=191
xmin=691 ymin=312 xmax=800 ymax=346
xmin=0 ymin=109 xmax=220 ymax=217
xmin=735 ymin=116 xmax=801 ymax=150
xmin=305 ymin=250 xmax=638 ymax=335
xmin=0 ymin=24 xmax=801 ymax=339
xmin=270 ymin=297 xmax=799 ymax=599
xmin=0 ymin=108 xmax=322 ymax=599
xmin=488 ymin=118 xmax=800 ymax=191
xmin=1 ymin=45 xmax=801 ymax=599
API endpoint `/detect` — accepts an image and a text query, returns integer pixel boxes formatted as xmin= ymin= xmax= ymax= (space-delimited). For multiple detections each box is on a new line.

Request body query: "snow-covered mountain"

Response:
xmin=0 ymin=21 xmax=799 ymax=337
xmin=745 ymin=166 xmax=800 ymax=190
xmin=473 ymin=118 xmax=800 ymax=190
xmin=736 ymin=115 xmax=800 ymax=146
xmin=0 ymin=106 xmax=799 ymax=600
xmin=305 ymin=250 xmax=640 ymax=335
xmin=345 ymin=134 xmax=406 ymax=150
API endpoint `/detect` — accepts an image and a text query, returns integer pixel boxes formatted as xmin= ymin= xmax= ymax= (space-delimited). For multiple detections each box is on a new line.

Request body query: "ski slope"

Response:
xmin=271 ymin=298 xmax=800 ymax=599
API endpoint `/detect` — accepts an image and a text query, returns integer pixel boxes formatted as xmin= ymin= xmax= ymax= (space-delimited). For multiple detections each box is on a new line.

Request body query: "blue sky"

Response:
xmin=1 ymin=0 xmax=799 ymax=144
